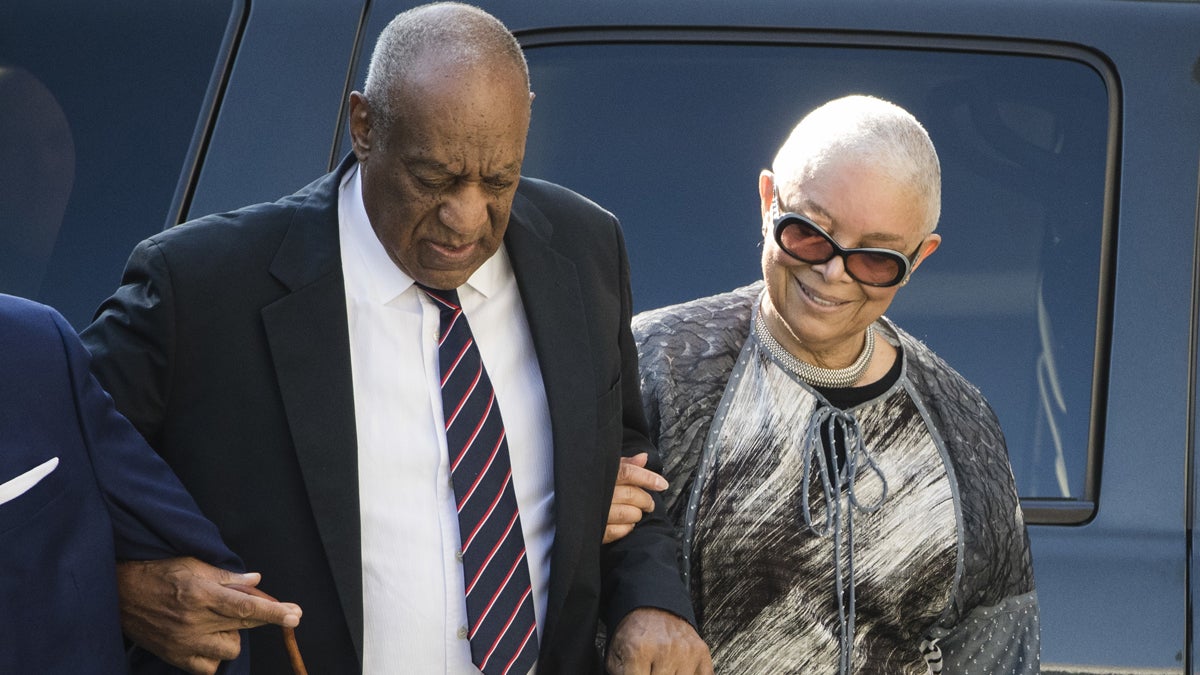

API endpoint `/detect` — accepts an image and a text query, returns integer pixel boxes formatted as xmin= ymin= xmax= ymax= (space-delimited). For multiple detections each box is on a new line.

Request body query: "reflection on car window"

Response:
xmin=0 ymin=0 xmax=235 ymax=327
xmin=518 ymin=42 xmax=1109 ymax=507
xmin=0 ymin=67 xmax=74 ymax=301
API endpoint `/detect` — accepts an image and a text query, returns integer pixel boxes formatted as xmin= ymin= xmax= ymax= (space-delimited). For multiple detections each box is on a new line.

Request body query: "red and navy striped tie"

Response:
xmin=419 ymin=285 xmax=539 ymax=675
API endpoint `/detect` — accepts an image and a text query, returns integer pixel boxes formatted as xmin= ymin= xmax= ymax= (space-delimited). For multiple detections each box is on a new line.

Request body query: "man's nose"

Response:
xmin=439 ymin=185 xmax=489 ymax=235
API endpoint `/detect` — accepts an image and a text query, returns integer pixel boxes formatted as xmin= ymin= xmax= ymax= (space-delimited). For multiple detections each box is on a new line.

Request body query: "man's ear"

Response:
xmin=348 ymin=91 xmax=372 ymax=162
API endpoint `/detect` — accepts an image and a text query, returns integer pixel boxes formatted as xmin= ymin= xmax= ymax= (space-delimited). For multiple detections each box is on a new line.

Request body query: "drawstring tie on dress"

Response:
xmin=799 ymin=402 xmax=889 ymax=673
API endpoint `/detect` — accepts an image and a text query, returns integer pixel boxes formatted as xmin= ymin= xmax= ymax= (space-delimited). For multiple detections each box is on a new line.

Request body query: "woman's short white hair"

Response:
xmin=773 ymin=95 xmax=942 ymax=233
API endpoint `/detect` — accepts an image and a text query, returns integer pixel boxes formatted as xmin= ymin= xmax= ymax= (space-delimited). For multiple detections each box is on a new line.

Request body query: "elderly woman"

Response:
xmin=618 ymin=95 xmax=1039 ymax=673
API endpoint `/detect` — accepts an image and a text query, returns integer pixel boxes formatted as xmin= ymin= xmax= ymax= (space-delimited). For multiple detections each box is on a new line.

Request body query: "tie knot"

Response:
xmin=414 ymin=283 xmax=461 ymax=314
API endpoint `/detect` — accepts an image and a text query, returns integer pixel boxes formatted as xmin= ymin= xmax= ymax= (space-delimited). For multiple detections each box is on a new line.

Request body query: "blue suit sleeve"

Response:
xmin=50 ymin=307 xmax=242 ymax=569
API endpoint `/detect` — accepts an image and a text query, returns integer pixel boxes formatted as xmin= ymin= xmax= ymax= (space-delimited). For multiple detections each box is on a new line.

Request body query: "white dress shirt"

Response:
xmin=339 ymin=165 xmax=554 ymax=674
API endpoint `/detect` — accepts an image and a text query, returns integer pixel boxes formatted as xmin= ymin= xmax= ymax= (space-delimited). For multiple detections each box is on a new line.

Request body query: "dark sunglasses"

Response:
xmin=771 ymin=188 xmax=921 ymax=288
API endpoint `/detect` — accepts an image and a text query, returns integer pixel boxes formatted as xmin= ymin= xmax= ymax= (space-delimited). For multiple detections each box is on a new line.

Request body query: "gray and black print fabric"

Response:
xmin=633 ymin=282 xmax=1039 ymax=674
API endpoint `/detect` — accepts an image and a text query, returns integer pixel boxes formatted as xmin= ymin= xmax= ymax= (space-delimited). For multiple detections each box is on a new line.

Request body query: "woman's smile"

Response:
xmin=796 ymin=277 xmax=849 ymax=310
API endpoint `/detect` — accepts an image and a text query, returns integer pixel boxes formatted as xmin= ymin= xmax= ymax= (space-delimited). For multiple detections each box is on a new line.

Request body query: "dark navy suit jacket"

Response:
xmin=0 ymin=295 xmax=242 ymax=674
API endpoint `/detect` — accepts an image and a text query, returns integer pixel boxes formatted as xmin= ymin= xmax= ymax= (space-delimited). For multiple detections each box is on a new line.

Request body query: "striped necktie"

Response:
xmin=418 ymin=285 xmax=539 ymax=675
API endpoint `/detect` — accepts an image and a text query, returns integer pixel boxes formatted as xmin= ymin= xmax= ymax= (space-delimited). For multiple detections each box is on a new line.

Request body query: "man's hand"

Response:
xmin=607 ymin=607 xmax=712 ymax=675
xmin=117 ymin=557 xmax=302 ymax=675
xmin=604 ymin=453 xmax=669 ymax=544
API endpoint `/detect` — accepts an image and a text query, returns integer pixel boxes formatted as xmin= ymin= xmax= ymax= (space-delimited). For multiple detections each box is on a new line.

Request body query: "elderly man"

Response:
xmin=83 ymin=3 xmax=706 ymax=674
xmin=614 ymin=95 xmax=1039 ymax=672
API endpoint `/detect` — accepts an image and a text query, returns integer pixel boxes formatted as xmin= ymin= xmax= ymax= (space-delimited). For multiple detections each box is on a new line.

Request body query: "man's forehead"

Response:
xmin=397 ymin=50 xmax=526 ymax=96
xmin=401 ymin=153 xmax=524 ymax=177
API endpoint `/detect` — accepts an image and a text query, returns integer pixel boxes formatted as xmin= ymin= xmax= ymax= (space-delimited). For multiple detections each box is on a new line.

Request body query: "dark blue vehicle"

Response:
xmin=3 ymin=0 xmax=1200 ymax=670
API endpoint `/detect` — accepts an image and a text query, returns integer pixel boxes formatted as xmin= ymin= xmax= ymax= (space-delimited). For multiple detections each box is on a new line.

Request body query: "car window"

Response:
xmin=513 ymin=39 xmax=1111 ymax=518
xmin=0 ymin=0 xmax=238 ymax=328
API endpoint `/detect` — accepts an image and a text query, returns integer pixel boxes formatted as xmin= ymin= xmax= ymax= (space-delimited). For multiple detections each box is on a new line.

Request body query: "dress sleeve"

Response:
xmin=899 ymin=328 xmax=1041 ymax=672
xmin=930 ymin=399 xmax=1041 ymax=673
xmin=924 ymin=590 xmax=1040 ymax=674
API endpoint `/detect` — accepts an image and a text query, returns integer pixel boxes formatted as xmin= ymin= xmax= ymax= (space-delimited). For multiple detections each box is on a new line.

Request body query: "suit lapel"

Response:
xmin=260 ymin=157 xmax=364 ymax=663
xmin=505 ymin=190 xmax=599 ymax=653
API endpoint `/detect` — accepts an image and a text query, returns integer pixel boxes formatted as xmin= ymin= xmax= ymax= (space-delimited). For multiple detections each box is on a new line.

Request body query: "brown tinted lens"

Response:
xmin=779 ymin=219 xmax=834 ymax=263
xmin=845 ymin=251 xmax=904 ymax=285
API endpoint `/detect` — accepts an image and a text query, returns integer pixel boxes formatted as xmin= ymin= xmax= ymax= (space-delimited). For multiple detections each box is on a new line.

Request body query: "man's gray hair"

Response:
xmin=773 ymin=95 xmax=942 ymax=233
xmin=362 ymin=2 xmax=530 ymax=128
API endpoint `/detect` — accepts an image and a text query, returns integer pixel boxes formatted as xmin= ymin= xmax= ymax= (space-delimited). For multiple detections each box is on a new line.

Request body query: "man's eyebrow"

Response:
xmin=485 ymin=160 xmax=524 ymax=179
xmin=403 ymin=157 xmax=451 ymax=173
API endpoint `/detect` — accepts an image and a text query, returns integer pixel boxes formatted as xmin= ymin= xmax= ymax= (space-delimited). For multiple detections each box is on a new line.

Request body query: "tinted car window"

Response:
xmin=514 ymin=40 xmax=1110 ymax=513
xmin=0 ymin=0 xmax=237 ymax=327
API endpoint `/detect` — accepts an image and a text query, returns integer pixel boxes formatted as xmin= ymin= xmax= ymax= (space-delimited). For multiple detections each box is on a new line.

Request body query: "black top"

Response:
xmin=815 ymin=347 xmax=903 ymax=410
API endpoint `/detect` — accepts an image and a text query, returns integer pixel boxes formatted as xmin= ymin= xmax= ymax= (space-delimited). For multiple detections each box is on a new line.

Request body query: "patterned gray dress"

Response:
xmin=633 ymin=283 xmax=1039 ymax=674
